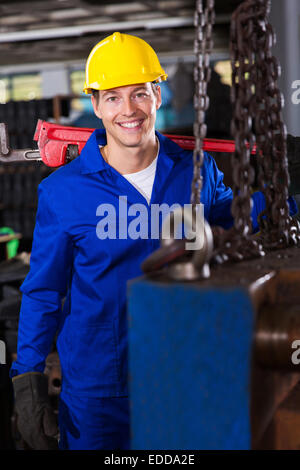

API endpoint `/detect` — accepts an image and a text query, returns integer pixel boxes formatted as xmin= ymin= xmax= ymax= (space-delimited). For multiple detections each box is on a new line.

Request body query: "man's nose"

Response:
xmin=121 ymin=97 xmax=137 ymax=116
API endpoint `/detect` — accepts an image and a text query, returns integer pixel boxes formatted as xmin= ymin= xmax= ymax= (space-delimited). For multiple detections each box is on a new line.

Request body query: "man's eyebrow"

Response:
xmin=102 ymin=90 xmax=119 ymax=97
xmin=132 ymin=86 xmax=149 ymax=92
xmin=101 ymin=86 xmax=149 ymax=98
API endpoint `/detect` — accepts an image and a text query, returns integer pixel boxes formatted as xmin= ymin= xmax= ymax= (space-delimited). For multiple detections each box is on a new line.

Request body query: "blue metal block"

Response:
xmin=127 ymin=278 xmax=254 ymax=450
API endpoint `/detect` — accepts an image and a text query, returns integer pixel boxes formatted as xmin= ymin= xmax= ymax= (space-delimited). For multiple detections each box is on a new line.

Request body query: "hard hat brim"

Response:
xmin=83 ymin=72 xmax=168 ymax=94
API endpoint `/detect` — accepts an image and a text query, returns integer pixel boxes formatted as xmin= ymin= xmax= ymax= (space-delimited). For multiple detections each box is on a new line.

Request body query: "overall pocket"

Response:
xmin=66 ymin=322 xmax=119 ymax=394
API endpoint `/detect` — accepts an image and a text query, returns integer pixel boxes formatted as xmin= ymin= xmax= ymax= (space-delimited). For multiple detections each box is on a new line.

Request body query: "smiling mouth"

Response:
xmin=117 ymin=119 xmax=144 ymax=129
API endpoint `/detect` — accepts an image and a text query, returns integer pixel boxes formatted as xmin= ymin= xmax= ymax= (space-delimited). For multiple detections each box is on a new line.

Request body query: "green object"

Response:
xmin=0 ymin=227 xmax=19 ymax=258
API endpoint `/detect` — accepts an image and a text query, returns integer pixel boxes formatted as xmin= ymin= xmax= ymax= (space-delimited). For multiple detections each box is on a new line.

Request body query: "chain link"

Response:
xmin=191 ymin=0 xmax=215 ymax=208
xmin=228 ymin=0 xmax=300 ymax=256
xmin=213 ymin=0 xmax=266 ymax=262
xmin=252 ymin=1 xmax=300 ymax=248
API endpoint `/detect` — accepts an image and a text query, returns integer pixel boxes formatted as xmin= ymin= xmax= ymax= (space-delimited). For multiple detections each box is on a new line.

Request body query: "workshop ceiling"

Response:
xmin=0 ymin=0 xmax=243 ymax=66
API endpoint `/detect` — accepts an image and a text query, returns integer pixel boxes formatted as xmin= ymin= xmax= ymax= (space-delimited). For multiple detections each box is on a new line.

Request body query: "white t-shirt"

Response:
xmin=100 ymin=140 xmax=159 ymax=204
xmin=123 ymin=153 xmax=158 ymax=204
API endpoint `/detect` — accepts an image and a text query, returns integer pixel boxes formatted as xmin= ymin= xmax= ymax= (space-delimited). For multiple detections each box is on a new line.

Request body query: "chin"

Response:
xmin=121 ymin=135 xmax=146 ymax=147
xmin=123 ymin=140 xmax=143 ymax=148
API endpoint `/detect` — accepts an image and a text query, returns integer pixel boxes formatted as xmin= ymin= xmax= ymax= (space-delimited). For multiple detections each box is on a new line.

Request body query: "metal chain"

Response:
xmin=214 ymin=0 xmax=266 ymax=262
xmin=141 ymin=0 xmax=216 ymax=279
xmin=230 ymin=2 xmax=257 ymax=237
xmin=214 ymin=0 xmax=300 ymax=265
xmin=142 ymin=0 xmax=300 ymax=277
xmin=190 ymin=0 xmax=215 ymax=208
xmin=231 ymin=0 xmax=300 ymax=249
xmin=252 ymin=0 xmax=300 ymax=248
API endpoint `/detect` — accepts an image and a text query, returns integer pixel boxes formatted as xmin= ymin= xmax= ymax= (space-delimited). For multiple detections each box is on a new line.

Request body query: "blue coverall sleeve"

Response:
xmin=250 ymin=191 xmax=298 ymax=232
xmin=10 ymin=183 xmax=73 ymax=377
xmin=206 ymin=155 xmax=234 ymax=229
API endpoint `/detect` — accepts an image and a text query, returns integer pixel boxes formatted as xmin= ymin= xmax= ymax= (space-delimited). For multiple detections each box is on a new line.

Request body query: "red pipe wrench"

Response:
xmin=0 ymin=119 xmax=257 ymax=167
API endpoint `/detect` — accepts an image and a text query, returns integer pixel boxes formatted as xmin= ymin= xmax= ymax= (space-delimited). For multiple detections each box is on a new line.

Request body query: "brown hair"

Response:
xmin=91 ymin=82 xmax=159 ymax=104
xmin=91 ymin=89 xmax=99 ymax=103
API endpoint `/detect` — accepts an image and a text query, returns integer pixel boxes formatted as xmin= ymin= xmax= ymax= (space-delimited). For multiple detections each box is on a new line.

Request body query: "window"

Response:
xmin=0 ymin=73 xmax=42 ymax=103
xmin=70 ymin=70 xmax=86 ymax=95
xmin=70 ymin=69 xmax=93 ymax=114
xmin=0 ymin=78 xmax=10 ymax=103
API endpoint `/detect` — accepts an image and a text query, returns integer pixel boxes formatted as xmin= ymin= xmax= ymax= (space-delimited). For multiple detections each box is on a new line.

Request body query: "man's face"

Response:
xmin=91 ymin=82 xmax=162 ymax=149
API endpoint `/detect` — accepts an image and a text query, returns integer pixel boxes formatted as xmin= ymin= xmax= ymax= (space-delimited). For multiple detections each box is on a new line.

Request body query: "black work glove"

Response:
xmin=12 ymin=372 xmax=59 ymax=450
xmin=287 ymin=134 xmax=300 ymax=196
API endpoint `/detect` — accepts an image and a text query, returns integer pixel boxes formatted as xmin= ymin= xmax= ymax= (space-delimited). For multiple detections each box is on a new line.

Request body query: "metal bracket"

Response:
xmin=0 ymin=123 xmax=41 ymax=163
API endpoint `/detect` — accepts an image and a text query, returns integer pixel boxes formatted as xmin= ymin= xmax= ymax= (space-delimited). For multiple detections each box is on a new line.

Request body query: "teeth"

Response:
xmin=119 ymin=121 xmax=141 ymax=128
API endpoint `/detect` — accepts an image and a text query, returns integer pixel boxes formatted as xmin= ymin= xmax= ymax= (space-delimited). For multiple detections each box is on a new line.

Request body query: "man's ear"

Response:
xmin=155 ymin=85 xmax=162 ymax=111
xmin=91 ymin=94 xmax=102 ymax=119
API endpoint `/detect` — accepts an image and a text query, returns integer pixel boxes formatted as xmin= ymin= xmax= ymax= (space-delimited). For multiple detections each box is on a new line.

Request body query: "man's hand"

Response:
xmin=12 ymin=372 xmax=59 ymax=450
xmin=287 ymin=134 xmax=300 ymax=196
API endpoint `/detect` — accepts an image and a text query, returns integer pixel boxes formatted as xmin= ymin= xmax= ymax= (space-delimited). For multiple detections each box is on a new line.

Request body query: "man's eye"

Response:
xmin=107 ymin=96 xmax=117 ymax=102
xmin=135 ymin=93 xmax=148 ymax=99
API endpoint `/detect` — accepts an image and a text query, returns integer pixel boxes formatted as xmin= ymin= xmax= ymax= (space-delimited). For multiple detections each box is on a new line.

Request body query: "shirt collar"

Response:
xmin=79 ymin=128 xmax=108 ymax=174
xmin=79 ymin=128 xmax=185 ymax=175
xmin=156 ymin=130 xmax=188 ymax=158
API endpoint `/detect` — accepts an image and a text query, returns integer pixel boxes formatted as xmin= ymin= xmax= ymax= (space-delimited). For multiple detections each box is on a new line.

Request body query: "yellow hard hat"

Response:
xmin=83 ymin=32 xmax=168 ymax=93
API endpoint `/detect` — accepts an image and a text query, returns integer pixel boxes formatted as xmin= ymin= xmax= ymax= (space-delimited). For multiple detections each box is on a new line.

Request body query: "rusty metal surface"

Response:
xmin=145 ymin=245 xmax=300 ymax=287
xmin=250 ymin=267 xmax=300 ymax=448
xmin=251 ymin=366 xmax=300 ymax=449
xmin=255 ymin=304 xmax=300 ymax=369
xmin=263 ymin=382 xmax=300 ymax=450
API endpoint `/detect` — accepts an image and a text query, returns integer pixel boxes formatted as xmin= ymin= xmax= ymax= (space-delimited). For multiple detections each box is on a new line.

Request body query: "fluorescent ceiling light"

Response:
xmin=102 ymin=2 xmax=147 ymax=15
xmin=49 ymin=8 xmax=91 ymax=20
xmin=0 ymin=17 xmax=193 ymax=43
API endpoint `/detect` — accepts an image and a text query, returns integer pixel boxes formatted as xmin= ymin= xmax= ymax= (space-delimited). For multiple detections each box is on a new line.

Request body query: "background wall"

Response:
xmin=270 ymin=0 xmax=300 ymax=136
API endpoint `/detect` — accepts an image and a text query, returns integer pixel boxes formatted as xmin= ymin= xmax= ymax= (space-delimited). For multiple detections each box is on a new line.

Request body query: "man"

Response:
xmin=10 ymin=32 xmax=298 ymax=450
